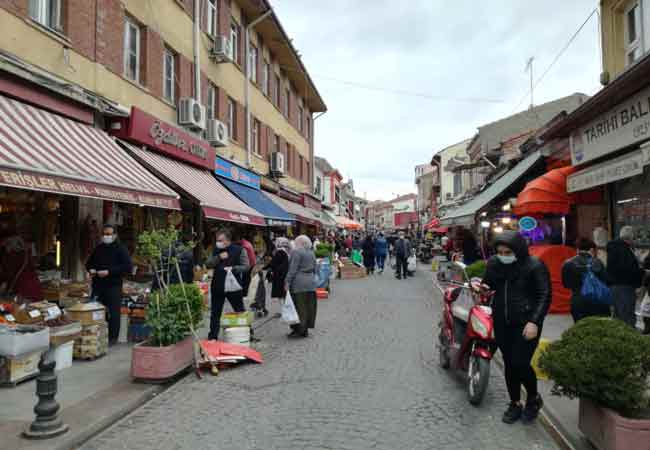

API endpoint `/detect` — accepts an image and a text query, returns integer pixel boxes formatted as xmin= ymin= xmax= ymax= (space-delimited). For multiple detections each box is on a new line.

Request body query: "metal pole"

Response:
xmin=193 ymin=0 xmax=201 ymax=102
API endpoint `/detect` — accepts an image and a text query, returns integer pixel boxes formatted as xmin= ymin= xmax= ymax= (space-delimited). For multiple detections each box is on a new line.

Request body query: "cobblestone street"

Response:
xmin=82 ymin=269 xmax=558 ymax=450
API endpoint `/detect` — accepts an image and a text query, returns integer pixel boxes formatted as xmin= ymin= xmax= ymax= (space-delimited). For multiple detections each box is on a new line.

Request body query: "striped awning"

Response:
xmin=0 ymin=94 xmax=180 ymax=209
xmin=126 ymin=144 xmax=265 ymax=226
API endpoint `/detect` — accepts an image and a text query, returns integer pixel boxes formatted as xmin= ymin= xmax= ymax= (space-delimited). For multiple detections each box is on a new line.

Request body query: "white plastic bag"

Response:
xmin=640 ymin=293 xmax=650 ymax=318
xmin=407 ymin=255 xmax=417 ymax=272
xmin=224 ymin=269 xmax=242 ymax=293
xmin=281 ymin=292 xmax=300 ymax=325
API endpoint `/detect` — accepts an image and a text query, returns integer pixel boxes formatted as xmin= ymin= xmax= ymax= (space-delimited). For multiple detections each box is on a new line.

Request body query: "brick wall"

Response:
xmin=65 ymin=0 xmax=96 ymax=61
xmin=145 ymin=29 xmax=163 ymax=98
xmin=236 ymin=100 xmax=245 ymax=143
xmin=0 ymin=0 xmax=27 ymax=17
xmin=178 ymin=53 xmax=193 ymax=100
xmin=218 ymin=0 xmax=230 ymax=39
xmin=96 ymin=0 xmax=124 ymax=76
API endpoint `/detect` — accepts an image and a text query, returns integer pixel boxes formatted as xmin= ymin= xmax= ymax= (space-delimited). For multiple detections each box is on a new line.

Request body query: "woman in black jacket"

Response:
xmin=483 ymin=231 xmax=551 ymax=425
xmin=263 ymin=237 xmax=291 ymax=307
xmin=362 ymin=235 xmax=376 ymax=275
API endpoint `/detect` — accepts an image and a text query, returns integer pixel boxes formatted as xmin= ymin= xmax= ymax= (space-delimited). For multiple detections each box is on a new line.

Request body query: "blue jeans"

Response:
xmin=376 ymin=254 xmax=386 ymax=270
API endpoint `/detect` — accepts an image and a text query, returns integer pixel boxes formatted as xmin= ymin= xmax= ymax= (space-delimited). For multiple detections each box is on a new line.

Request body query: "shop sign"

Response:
xmin=571 ymin=84 xmax=650 ymax=166
xmin=0 ymin=167 xmax=180 ymax=209
xmin=111 ymin=107 xmax=216 ymax=170
xmin=214 ymin=157 xmax=260 ymax=189
xmin=518 ymin=216 xmax=538 ymax=231
xmin=567 ymin=150 xmax=645 ymax=193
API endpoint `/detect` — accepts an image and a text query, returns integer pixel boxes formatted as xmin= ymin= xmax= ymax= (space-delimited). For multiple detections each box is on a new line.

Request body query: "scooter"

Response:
xmin=438 ymin=262 xmax=495 ymax=405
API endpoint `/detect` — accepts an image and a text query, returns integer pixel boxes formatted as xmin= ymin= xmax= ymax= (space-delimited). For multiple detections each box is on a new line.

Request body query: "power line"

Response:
xmin=512 ymin=7 xmax=599 ymax=113
xmin=314 ymin=74 xmax=506 ymax=104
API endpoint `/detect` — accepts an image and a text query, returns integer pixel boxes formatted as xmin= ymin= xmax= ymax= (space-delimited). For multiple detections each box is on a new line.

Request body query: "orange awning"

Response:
xmin=514 ymin=166 xmax=576 ymax=217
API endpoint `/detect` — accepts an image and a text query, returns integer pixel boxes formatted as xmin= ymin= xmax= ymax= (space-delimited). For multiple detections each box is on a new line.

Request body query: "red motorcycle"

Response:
xmin=438 ymin=263 xmax=495 ymax=405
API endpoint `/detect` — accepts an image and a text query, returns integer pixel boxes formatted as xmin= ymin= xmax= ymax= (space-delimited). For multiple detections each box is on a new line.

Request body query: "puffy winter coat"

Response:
xmin=606 ymin=239 xmax=643 ymax=288
xmin=483 ymin=231 xmax=552 ymax=327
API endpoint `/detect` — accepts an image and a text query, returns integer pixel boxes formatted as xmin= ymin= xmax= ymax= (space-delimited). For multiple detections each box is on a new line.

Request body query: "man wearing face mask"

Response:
xmin=483 ymin=230 xmax=551 ymax=425
xmin=86 ymin=224 xmax=133 ymax=345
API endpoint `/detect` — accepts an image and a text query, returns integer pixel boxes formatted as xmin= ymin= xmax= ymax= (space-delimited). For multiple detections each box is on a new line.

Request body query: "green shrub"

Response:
xmin=146 ymin=283 xmax=205 ymax=347
xmin=466 ymin=260 xmax=487 ymax=279
xmin=538 ymin=317 xmax=650 ymax=416
xmin=315 ymin=243 xmax=334 ymax=260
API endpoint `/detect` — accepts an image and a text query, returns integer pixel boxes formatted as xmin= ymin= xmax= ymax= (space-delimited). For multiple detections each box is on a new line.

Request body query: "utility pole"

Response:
xmin=525 ymin=57 xmax=534 ymax=109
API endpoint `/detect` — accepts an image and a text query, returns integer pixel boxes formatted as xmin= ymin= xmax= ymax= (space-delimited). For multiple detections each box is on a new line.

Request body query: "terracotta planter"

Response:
xmin=579 ymin=398 xmax=650 ymax=450
xmin=131 ymin=336 xmax=193 ymax=381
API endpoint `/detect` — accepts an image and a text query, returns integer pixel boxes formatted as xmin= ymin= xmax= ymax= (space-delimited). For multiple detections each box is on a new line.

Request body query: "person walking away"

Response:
xmin=462 ymin=230 xmax=480 ymax=265
xmin=206 ymin=229 xmax=249 ymax=340
xmin=285 ymin=235 xmax=317 ymax=338
xmin=394 ymin=232 xmax=412 ymax=280
xmin=483 ymin=231 xmax=551 ymax=424
xmin=374 ymin=233 xmax=388 ymax=274
xmin=606 ymin=226 xmax=643 ymax=327
xmin=344 ymin=235 xmax=353 ymax=257
xmin=262 ymin=237 xmax=291 ymax=313
xmin=362 ymin=235 xmax=376 ymax=275
xmin=234 ymin=232 xmax=256 ymax=299
xmin=561 ymin=238 xmax=611 ymax=322
xmin=86 ymin=224 xmax=133 ymax=346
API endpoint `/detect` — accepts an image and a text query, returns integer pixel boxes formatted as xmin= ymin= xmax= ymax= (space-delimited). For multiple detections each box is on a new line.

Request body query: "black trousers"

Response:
xmin=395 ymin=256 xmax=408 ymax=278
xmin=496 ymin=324 xmax=540 ymax=404
xmin=209 ymin=289 xmax=245 ymax=340
xmin=93 ymin=285 xmax=122 ymax=343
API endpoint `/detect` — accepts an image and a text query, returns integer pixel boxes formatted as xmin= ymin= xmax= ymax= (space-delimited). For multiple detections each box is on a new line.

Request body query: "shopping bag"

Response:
xmin=281 ymin=292 xmax=300 ymax=325
xmin=407 ymin=255 xmax=417 ymax=272
xmin=351 ymin=249 xmax=362 ymax=265
xmin=640 ymin=293 xmax=650 ymax=318
xmin=224 ymin=269 xmax=242 ymax=293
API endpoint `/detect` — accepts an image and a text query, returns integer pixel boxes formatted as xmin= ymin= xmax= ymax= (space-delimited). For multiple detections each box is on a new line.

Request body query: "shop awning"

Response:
xmin=126 ymin=145 xmax=265 ymax=226
xmin=440 ymin=151 xmax=543 ymax=226
xmin=514 ymin=166 xmax=576 ymax=217
xmin=265 ymin=192 xmax=321 ymax=226
xmin=0 ymin=94 xmax=180 ymax=209
xmin=320 ymin=210 xmax=339 ymax=229
xmin=334 ymin=215 xmax=363 ymax=230
xmin=424 ymin=217 xmax=441 ymax=230
xmin=218 ymin=177 xmax=294 ymax=226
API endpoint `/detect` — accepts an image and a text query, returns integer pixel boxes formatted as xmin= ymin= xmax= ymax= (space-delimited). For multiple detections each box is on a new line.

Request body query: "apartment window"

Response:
xmin=283 ymin=88 xmax=290 ymax=117
xmin=163 ymin=48 xmax=176 ymax=103
xmin=227 ymin=98 xmax=236 ymax=141
xmin=625 ymin=2 xmax=643 ymax=65
xmin=230 ymin=22 xmax=239 ymax=63
xmin=273 ymin=134 xmax=280 ymax=153
xmin=298 ymin=106 xmax=304 ymax=132
xmin=274 ymin=75 xmax=281 ymax=106
xmin=299 ymin=155 xmax=304 ymax=180
xmin=248 ymin=45 xmax=258 ymax=82
xmin=453 ymin=172 xmax=463 ymax=196
xmin=252 ymin=119 xmax=260 ymax=155
xmin=123 ymin=19 xmax=141 ymax=82
xmin=315 ymin=176 xmax=322 ymax=196
xmin=286 ymin=146 xmax=292 ymax=173
xmin=206 ymin=0 xmax=217 ymax=37
xmin=29 ymin=0 xmax=62 ymax=31
xmin=206 ymin=84 xmax=216 ymax=119
xmin=262 ymin=61 xmax=270 ymax=95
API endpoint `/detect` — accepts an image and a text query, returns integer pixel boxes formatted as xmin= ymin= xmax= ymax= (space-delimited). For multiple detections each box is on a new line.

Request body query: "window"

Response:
xmin=299 ymin=155 xmax=304 ymax=180
xmin=163 ymin=48 xmax=175 ymax=103
xmin=262 ymin=61 xmax=270 ymax=95
xmin=625 ymin=2 xmax=643 ymax=65
xmin=206 ymin=84 xmax=216 ymax=119
xmin=315 ymin=176 xmax=322 ymax=196
xmin=453 ymin=172 xmax=463 ymax=196
xmin=273 ymin=134 xmax=280 ymax=153
xmin=274 ymin=75 xmax=281 ymax=106
xmin=123 ymin=18 xmax=141 ymax=82
xmin=298 ymin=105 xmax=304 ymax=132
xmin=252 ymin=119 xmax=260 ymax=155
xmin=305 ymin=117 xmax=310 ymax=140
xmin=249 ymin=45 xmax=258 ymax=82
xmin=230 ymin=22 xmax=239 ymax=63
xmin=283 ymin=88 xmax=290 ymax=117
xmin=29 ymin=0 xmax=61 ymax=31
xmin=227 ymin=98 xmax=236 ymax=141
xmin=206 ymin=0 xmax=217 ymax=37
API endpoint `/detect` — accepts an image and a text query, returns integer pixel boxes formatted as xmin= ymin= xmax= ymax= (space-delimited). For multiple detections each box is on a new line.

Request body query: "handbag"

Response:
xmin=281 ymin=291 xmax=300 ymax=325
xmin=224 ymin=269 xmax=243 ymax=293
xmin=581 ymin=263 xmax=612 ymax=306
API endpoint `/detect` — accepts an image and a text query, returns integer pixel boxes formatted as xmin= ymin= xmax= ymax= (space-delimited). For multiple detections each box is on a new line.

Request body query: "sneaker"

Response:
xmin=502 ymin=402 xmax=523 ymax=424
xmin=522 ymin=395 xmax=543 ymax=423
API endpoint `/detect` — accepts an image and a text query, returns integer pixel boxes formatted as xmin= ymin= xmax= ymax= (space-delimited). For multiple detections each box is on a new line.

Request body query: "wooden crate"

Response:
xmin=0 ymin=350 xmax=42 ymax=386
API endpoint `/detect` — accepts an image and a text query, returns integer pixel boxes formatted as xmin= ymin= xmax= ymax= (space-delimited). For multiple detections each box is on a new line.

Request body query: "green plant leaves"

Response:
xmin=145 ymin=283 xmax=205 ymax=347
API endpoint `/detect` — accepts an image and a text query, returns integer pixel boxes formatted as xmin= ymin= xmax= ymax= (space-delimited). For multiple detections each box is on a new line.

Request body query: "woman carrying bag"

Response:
xmin=285 ymin=235 xmax=318 ymax=338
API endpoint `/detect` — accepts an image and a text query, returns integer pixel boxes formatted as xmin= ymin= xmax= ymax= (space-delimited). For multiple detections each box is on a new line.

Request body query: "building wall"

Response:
xmin=0 ymin=0 xmax=316 ymax=193
xmin=439 ymin=139 xmax=471 ymax=206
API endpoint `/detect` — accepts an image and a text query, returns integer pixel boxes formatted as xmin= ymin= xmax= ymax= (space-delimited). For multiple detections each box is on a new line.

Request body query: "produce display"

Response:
xmin=73 ymin=322 xmax=108 ymax=360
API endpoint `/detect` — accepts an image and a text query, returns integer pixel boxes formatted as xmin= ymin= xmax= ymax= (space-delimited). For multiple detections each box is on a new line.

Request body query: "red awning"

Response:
xmin=424 ymin=217 xmax=441 ymax=230
xmin=430 ymin=226 xmax=449 ymax=234
xmin=514 ymin=166 xmax=576 ymax=216
xmin=126 ymin=145 xmax=265 ymax=226
xmin=0 ymin=94 xmax=180 ymax=209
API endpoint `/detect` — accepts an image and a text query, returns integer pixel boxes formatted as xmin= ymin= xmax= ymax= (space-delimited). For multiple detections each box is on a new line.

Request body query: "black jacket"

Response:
xmin=606 ymin=239 xmax=642 ymax=287
xmin=362 ymin=238 xmax=375 ymax=266
xmin=561 ymin=252 xmax=607 ymax=295
xmin=484 ymin=231 xmax=551 ymax=327
xmin=86 ymin=241 xmax=133 ymax=290
xmin=394 ymin=238 xmax=412 ymax=259
xmin=264 ymin=249 xmax=289 ymax=298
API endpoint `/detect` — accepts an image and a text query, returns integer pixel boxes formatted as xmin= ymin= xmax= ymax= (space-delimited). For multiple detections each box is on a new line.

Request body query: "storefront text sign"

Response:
xmin=215 ymin=157 xmax=261 ymax=189
xmin=111 ymin=107 xmax=216 ymax=170
xmin=567 ymin=150 xmax=645 ymax=193
xmin=571 ymin=85 xmax=650 ymax=166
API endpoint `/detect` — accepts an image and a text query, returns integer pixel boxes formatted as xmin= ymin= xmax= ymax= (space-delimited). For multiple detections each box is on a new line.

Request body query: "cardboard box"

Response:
xmin=0 ymin=325 xmax=49 ymax=358
xmin=0 ymin=350 xmax=42 ymax=384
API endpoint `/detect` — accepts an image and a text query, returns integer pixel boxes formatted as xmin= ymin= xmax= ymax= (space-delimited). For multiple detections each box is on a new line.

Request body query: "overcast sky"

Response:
xmin=272 ymin=0 xmax=602 ymax=201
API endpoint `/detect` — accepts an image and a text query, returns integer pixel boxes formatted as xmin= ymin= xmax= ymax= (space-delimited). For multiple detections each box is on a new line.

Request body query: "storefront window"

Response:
xmin=614 ymin=165 xmax=650 ymax=247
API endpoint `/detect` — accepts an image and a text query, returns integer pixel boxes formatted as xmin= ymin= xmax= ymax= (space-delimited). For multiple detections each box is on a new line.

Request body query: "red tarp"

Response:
xmin=528 ymin=244 xmax=576 ymax=314
xmin=199 ymin=340 xmax=264 ymax=364
xmin=424 ymin=217 xmax=441 ymax=229
xmin=514 ymin=167 xmax=575 ymax=216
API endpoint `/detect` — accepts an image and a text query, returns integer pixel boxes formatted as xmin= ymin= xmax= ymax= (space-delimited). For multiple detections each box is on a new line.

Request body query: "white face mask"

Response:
xmin=216 ymin=242 xmax=227 ymax=250
xmin=497 ymin=254 xmax=517 ymax=265
xmin=102 ymin=235 xmax=115 ymax=245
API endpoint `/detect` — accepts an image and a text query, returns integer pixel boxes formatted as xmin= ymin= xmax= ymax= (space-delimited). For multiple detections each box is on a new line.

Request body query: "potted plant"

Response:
xmin=539 ymin=317 xmax=650 ymax=450
xmin=130 ymin=228 xmax=204 ymax=381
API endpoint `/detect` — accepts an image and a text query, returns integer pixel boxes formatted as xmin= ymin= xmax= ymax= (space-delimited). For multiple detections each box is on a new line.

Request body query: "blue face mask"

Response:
xmin=497 ymin=254 xmax=517 ymax=265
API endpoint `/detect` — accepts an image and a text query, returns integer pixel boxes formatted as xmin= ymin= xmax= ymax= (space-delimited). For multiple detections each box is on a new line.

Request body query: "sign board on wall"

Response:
xmin=570 ymin=84 xmax=650 ymax=166
xmin=214 ymin=157 xmax=261 ymax=189
xmin=110 ymin=107 xmax=216 ymax=170
xmin=567 ymin=149 xmax=647 ymax=193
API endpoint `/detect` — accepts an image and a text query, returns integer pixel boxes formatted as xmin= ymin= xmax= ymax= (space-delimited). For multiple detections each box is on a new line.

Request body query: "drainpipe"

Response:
xmin=193 ymin=0 xmax=201 ymax=102
xmin=245 ymin=10 xmax=272 ymax=168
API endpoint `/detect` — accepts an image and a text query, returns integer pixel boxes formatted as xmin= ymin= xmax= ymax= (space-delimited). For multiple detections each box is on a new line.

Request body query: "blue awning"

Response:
xmin=218 ymin=177 xmax=294 ymax=226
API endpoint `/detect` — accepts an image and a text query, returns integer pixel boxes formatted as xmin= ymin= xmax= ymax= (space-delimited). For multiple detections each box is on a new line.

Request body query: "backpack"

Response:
xmin=581 ymin=263 xmax=613 ymax=306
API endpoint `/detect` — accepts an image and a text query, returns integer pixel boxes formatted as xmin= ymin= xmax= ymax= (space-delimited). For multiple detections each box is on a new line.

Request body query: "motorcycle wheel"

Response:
xmin=467 ymin=355 xmax=490 ymax=405
xmin=438 ymin=330 xmax=451 ymax=369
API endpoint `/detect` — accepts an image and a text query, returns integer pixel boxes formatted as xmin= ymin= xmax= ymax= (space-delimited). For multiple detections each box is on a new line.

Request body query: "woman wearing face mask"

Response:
xmin=483 ymin=230 xmax=551 ymax=425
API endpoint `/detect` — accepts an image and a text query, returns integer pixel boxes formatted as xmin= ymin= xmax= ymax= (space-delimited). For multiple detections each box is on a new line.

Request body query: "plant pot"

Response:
xmin=579 ymin=398 xmax=650 ymax=450
xmin=131 ymin=336 xmax=193 ymax=381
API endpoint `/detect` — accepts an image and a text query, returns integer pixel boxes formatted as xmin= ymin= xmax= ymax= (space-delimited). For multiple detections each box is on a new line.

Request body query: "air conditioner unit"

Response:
xmin=270 ymin=152 xmax=285 ymax=175
xmin=205 ymin=119 xmax=228 ymax=147
xmin=178 ymin=98 xmax=206 ymax=131
xmin=210 ymin=36 xmax=231 ymax=63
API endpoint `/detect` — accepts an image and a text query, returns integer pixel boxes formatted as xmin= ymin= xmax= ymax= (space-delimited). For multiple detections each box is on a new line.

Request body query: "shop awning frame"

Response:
xmin=265 ymin=192 xmax=321 ymax=227
xmin=218 ymin=177 xmax=294 ymax=227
